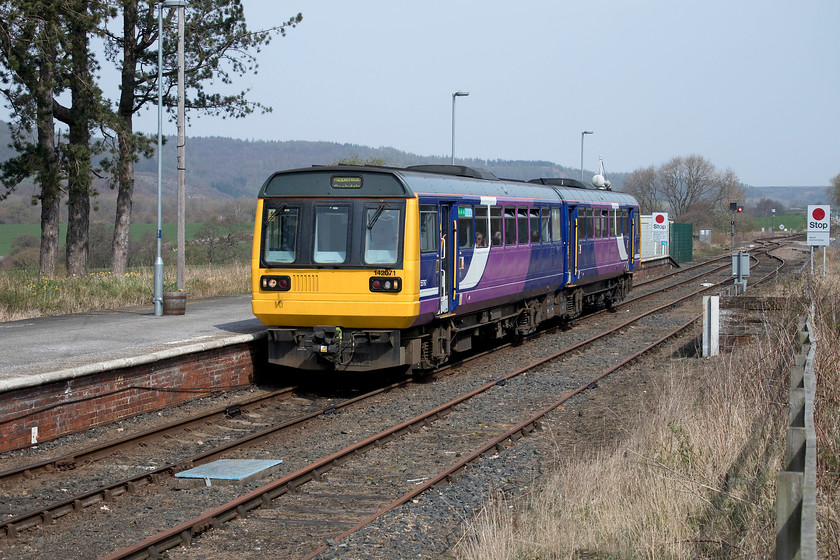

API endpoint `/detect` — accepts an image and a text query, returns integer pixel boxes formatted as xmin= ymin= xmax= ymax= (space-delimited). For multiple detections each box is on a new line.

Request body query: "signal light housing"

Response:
xmin=261 ymin=275 xmax=291 ymax=291
xmin=369 ymin=276 xmax=402 ymax=293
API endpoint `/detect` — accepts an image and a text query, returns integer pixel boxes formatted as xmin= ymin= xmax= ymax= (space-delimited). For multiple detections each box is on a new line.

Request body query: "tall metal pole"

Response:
xmin=153 ymin=3 xmax=165 ymax=316
xmin=731 ymin=208 xmax=735 ymax=251
xmin=580 ymin=130 xmax=593 ymax=181
xmin=451 ymin=91 xmax=469 ymax=165
xmin=175 ymin=3 xmax=186 ymax=291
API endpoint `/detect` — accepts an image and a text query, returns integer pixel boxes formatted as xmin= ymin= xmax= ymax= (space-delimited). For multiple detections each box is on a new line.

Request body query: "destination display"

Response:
xmin=331 ymin=175 xmax=363 ymax=189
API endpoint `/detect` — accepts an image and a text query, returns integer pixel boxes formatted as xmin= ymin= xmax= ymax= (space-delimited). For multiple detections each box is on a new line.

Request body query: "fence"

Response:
xmin=638 ymin=215 xmax=693 ymax=262
xmin=775 ymin=312 xmax=817 ymax=559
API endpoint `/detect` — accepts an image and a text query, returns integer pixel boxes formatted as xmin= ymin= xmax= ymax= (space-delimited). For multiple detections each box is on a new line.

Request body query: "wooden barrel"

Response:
xmin=162 ymin=291 xmax=187 ymax=315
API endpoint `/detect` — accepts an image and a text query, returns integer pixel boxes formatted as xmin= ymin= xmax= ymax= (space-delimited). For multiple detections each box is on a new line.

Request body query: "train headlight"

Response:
xmin=261 ymin=275 xmax=291 ymax=291
xmin=369 ymin=276 xmax=401 ymax=293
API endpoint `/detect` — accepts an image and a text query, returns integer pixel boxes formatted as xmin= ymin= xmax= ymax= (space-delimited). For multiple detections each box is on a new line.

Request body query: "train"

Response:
xmin=251 ymin=164 xmax=640 ymax=372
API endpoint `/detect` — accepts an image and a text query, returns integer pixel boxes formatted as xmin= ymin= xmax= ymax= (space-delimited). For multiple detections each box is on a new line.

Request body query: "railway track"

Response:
xmin=0 ymin=245 xmax=790 ymax=559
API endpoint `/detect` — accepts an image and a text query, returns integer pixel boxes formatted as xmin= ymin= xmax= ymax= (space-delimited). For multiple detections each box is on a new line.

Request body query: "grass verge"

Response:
xmin=0 ymin=263 xmax=251 ymax=322
xmin=454 ymin=252 xmax=840 ymax=559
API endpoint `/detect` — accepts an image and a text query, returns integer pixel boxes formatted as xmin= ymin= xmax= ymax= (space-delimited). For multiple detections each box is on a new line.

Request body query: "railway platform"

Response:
xmin=0 ymin=294 xmax=268 ymax=453
xmin=0 ymin=293 xmax=264 ymax=393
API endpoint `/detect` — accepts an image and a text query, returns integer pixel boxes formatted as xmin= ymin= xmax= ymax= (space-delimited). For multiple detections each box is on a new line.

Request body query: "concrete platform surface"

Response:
xmin=0 ymin=294 xmax=265 ymax=392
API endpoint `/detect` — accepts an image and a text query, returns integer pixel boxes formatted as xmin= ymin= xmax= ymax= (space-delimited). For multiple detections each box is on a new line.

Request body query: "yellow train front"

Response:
xmin=251 ymin=167 xmax=421 ymax=371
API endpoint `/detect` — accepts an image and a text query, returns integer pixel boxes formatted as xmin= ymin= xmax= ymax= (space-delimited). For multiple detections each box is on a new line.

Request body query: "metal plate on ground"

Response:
xmin=175 ymin=459 xmax=283 ymax=487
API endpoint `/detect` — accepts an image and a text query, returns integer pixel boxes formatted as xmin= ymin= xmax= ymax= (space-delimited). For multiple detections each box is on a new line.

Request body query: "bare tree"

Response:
xmin=622 ymin=165 xmax=660 ymax=214
xmin=831 ymin=173 xmax=840 ymax=207
xmin=755 ymin=197 xmax=785 ymax=217
xmin=626 ymin=155 xmax=744 ymax=224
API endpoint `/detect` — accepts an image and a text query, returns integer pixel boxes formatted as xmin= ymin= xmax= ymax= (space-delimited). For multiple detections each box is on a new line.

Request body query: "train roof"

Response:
xmin=258 ymin=165 xmax=637 ymax=206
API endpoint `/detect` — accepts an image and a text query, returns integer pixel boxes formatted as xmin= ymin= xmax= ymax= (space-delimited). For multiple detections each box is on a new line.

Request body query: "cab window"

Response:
xmin=263 ymin=205 xmax=299 ymax=264
xmin=364 ymin=206 xmax=400 ymax=265
xmin=314 ymin=206 xmax=349 ymax=264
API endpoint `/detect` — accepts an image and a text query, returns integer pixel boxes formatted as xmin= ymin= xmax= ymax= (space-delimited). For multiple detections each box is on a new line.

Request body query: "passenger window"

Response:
xmin=364 ymin=207 xmax=400 ymax=265
xmin=504 ymin=207 xmax=516 ymax=245
xmin=594 ymin=209 xmax=602 ymax=238
xmin=539 ymin=208 xmax=550 ymax=243
xmin=529 ymin=208 xmax=540 ymax=244
xmin=577 ymin=210 xmax=584 ymax=240
xmin=475 ymin=206 xmax=488 ymax=247
xmin=264 ymin=205 xmax=299 ymax=263
xmin=490 ymin=206 xmax=503 ymax=246
xmin=517 ymin=207 xmax=529 ymax=245
xmin=587 ymin=208 xmax=595 ymax=238
xmin=551 ymin=207 xmax=562 ymax=242
xmin=420 ymin=204 xmax=438 ymax=253
xmin=314 ymin=206 xmax=349 ymax=263
xmin=457 ymin=205 xmax=474 ymax=249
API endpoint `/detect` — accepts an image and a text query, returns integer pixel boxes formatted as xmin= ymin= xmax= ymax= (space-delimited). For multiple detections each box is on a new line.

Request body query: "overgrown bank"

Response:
xmin=454 ymin=251 xmax=839 ymax=558
xmin=0 ymin=263 xmax=250 ymax=322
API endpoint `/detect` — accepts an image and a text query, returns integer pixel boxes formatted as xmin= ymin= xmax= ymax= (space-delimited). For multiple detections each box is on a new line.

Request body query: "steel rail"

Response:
xmin=300 ymin=314 xmax=701 ymax=560
xmin=0 ymin=387 xmax=297 ymax=483
xmin=300 ymin=247 xmax=789 ymax=559
xmin=99 ymin=250 xmax=790 ymax=560
xmin=0 ymin=380 xmax=409 ymax=539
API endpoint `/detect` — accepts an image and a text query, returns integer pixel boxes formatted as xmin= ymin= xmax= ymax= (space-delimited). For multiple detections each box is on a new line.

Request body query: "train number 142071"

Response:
xmin=374 ymin=269 xmax=396 ymax=276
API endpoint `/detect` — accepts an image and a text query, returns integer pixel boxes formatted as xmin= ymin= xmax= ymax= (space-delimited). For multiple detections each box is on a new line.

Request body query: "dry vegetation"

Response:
xmin=0 ymin=263 xmax=251 ymax=322
xmin=811 ymin=263 xmax=840 ymax=555
xmin=455 ymin=247 xmax=840 ymax=559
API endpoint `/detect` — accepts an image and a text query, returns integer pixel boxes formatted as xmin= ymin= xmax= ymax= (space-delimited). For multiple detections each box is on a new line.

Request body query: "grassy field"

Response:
xmin=0 ymin=223 xmax=205 ymax=256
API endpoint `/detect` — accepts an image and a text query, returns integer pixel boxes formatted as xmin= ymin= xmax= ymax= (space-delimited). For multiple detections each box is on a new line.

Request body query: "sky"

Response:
xmin=108 ymin=1 xmax=840 ymax=187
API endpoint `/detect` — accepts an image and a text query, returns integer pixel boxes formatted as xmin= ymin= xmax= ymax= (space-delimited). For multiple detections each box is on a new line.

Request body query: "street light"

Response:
xmin=171 ymin=0 xmax=188 ymax=292
xmin=154 ymin=0 xmax=188 ymax=316
xmin=451 ymin=91 xmax=469 ymax=165
xmin=580 ymin=130 xmax=593 ymax=182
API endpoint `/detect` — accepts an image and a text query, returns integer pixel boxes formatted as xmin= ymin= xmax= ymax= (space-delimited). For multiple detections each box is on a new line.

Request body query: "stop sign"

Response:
xmin=651 ymin=212 xmax=669 ymax=242
xmin=807 ymin=205 xmax=830 ymax=246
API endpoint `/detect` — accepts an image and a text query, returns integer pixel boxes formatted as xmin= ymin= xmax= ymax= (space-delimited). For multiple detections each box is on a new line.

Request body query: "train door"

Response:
xmin=567 ymin=205 xmax=578 ymax=284
xmin=438 ymin=203 xmax=456 ymax=315
xmin=628 ymin=207 xmax=637 ymax=271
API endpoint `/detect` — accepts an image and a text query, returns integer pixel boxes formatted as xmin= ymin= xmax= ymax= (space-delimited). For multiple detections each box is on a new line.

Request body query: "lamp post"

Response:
xmin=451 ymin=91 xmax=469 ymax=165
xmin=580 ymin=130 xmax=593 ymax=182
xmin=154 ymin=0 xmax=188 ymax=316
xmin=171 ymin=0 xmax=188 ymax=292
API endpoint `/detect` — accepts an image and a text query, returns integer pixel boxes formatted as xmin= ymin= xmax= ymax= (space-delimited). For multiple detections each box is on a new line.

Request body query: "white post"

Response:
xmin=702 ymin=295 xmax=719 ymax=358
